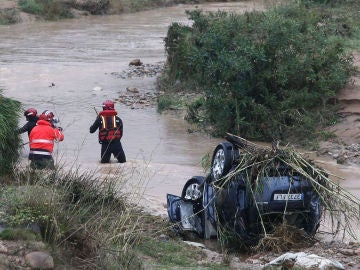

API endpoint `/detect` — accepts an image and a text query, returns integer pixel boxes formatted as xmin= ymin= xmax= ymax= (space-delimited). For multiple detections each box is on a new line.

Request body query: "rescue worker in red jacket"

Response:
xmin=29 ymin=110 xmax=64 ymax=170
xmin=90 ymin=100 xmax=126 ymax=163
xmin=18 ymin=108 xmax=39 ymax=137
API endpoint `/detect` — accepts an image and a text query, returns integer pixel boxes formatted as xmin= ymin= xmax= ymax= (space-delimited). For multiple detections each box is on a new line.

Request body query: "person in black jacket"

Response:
xmin=18 ymin=108 xmax=39 ymax=137
xmin=90 ymin=100 xmax=126 ymax=163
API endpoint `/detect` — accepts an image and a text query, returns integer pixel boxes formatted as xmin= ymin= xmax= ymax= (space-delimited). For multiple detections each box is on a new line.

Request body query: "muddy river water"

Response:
xmin=0 ymin=2 xmax=359 ymax=218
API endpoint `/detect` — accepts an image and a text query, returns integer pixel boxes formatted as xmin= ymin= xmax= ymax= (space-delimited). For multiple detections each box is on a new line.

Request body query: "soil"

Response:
xmin=319 ymin=52 xmax=360 ymax=166
xmin=1 ymin=1 xmax=359 ymax=269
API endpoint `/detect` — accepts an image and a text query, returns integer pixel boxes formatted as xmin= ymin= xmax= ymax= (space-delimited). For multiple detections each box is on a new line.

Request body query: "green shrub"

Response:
xmin=0 ymin=228 xmax=40 ymax=241
xmin=161 ymin=4 xmax=354 ymax=144
xmin=18 ymin=0 xmax=44 ymax=15
xmin=0 ymin=91 xmax=21 ymax=176
xmin=18 ymin=0 xmax=73 ymax=19
xmin=157 ymin=94 xmax=174 ymax=112
xmin=0 ymin=8 xmax=21 ymax=24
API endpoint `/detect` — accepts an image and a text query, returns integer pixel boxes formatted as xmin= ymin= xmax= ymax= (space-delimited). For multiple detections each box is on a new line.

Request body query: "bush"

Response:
xmin=18 ymin=0 xmax=44 ymax=15
xmin=0 ymin=8 xmax=21 ymax=24
xmin=18 ymin=0 xmax=73 ymax=19
xmin=161 ymin=4 xmax=354 ymax=144
xmin=0 ymin=91 xmax=21 ymax=176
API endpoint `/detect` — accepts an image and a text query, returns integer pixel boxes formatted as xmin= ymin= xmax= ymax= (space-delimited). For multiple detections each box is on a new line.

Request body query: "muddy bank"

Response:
xmin=318 ymin=53 xmax=360 ymax=166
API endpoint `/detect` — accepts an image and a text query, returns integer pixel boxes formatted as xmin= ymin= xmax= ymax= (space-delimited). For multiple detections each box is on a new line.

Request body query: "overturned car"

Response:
xmin=167 ymin=134 xmax=323 ymax=246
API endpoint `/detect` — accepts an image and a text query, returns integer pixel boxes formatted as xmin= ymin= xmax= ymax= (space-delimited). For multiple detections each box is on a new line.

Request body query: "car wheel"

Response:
xmin=181 ymin=176 xmax=205 ymax=201
xmin=211 ymin=142 xmax=234 ymax=181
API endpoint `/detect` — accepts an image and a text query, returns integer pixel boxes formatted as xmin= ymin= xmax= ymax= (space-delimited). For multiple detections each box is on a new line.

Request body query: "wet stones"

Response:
xmin=324 ymin=143 xmax=360 ymax=165
xmin=0 ymin=240 xmax=54 ymax=269
xmin=115 ymin=91 xmax=158 ymax=109
xmin=111 ymin=61 xmax=164 ymax=79
xmin=129 ymin=59 xmax=143 ymax=66
xmin=25 ymin=251 xmax=54 ymax=269
xmin=111 ymin=61 xmax=164 ymax=109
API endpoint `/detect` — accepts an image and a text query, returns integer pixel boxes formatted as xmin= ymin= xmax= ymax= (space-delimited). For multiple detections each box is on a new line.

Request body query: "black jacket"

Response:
xmin=18 ymin=116 xmax=39 ymax=137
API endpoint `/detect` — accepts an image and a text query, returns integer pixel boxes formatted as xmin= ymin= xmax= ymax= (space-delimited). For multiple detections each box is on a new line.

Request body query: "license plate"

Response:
xmin=273 ymin=193 xmax=303 ymax=201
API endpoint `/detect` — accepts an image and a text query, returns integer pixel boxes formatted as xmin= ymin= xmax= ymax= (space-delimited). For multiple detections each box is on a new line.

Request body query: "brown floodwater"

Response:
xmin=1 ymin=2 xmax=359 ymax=225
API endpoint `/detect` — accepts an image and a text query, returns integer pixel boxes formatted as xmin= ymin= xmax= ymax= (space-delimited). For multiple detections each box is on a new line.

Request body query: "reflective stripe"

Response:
xmin=29 ymin=150 xmax=52 ymax=156
xmin=101 ymin=115 xmax=117 ymax=129
xmin=31 ymin=139 xmax=54 ymax=144
xmin=113 ymin=116 xmax=117 ymax=127
xmin=101 ymin=116 xmax=106 ymax=129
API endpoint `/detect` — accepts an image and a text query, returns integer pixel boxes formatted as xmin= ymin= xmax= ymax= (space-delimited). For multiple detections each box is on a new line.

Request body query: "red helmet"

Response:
xmin=24 ymin=108 xmax=37 ymax=117
xmin=102 ymin=100 xmax=115 ymax=110
xmin=39 ymin=110 xmax=54 ymax=122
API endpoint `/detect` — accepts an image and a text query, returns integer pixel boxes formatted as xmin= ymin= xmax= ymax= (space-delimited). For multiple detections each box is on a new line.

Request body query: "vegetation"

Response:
xmin=18 ymin=0 xmax=74 ymax=20
xmin=0 ymin=0 xmax=239 ymax=24
xmin=0 ymin=161 xmax=232 ymax=268
xmin=0 ymin=89 xmax=225 ymax=267
xmin=0 ymin=8 xmax=21 ymax=24
xmin=159 ymin=1 xmax=360 ymax=146
xmin=0 ymin=91 xmax=21 ymax=176
xmin=215 ymin=134 xmax=360 ymax=251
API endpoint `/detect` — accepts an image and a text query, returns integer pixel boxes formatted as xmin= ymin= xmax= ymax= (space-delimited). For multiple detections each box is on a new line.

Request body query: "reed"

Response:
xmin=215 ymin=133 xmax=360 ymax=251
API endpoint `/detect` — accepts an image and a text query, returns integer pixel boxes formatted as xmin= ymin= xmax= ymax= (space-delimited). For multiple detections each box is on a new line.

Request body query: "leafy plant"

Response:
xmin=161 ymin=3 xmax=355 ymax=145
xmin=0 ymin=8 xmax=21 ymax=24
xmin=0 ymin=91 xmax=21 ymax=176
xmin=18 ymin=0 xmax=73 ymax=19
xmin=18 ymin=0 xmax=44 ymax=15
xmin=157 ymin=94 xmax=175 ymax=113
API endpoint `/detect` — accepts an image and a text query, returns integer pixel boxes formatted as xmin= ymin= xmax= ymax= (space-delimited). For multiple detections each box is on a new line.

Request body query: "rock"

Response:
xmin=338 ymin=248 xmax=356 ymax=256
xmin=183 ymin=241 xmax=205 ymax=249
xmin=264 ymin=252 xmax=345 ymax=270
xmin=0 ymin=254 xmax=9 ymax=268
xmin=0 ymin=242 xmax=8 ymax=254
xmin=126 ymin=87 xmax=139 ymax=93
xmin=25 ymin=251 xmax=54 ymax=269
xmin=158 ymin=234 xmax=168 ymax=241
xmin=129 ymin=59 xmax=143 ymax=66
xmin=27 ymin=241 xmax=46 ymax=250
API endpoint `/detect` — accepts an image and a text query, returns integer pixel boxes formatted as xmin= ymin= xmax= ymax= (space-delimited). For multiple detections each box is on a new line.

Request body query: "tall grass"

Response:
xmin=0 ymin=90 xmax=21 ymax=176
xmin=1 ymin=165 xmax=146 ymax=269
xmin=215 ymin=134 xmax=360 ymax=251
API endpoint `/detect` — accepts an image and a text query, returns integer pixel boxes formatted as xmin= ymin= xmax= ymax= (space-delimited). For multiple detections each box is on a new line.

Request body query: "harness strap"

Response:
xmin=29 ymin=150 xmax=52 ymax=156
xmin=31 ymin=139 xmax=54 ymax=144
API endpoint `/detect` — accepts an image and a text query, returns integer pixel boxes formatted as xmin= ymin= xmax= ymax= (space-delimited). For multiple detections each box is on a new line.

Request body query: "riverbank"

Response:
xmin=0 ymin=1 xmax=359 ymax=269
xmin=0 ymin=0 xmax=246 ymax=24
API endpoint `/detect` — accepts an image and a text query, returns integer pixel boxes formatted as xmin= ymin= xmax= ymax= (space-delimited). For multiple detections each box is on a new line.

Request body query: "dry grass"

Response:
xmin=2 ymin=164 xmax=148 ymax=269
xmin=215 ymin=133 xmax=360 ymax=251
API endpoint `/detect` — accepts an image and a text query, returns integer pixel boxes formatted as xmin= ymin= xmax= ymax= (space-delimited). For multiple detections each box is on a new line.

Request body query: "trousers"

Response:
xmin=100 ymin=140 xmax=126 ymax=163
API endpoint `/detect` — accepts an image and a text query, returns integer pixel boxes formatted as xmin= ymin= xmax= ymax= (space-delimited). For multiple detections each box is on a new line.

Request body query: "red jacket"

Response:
xmin=29 ymin=120 xmax=64 ymax=155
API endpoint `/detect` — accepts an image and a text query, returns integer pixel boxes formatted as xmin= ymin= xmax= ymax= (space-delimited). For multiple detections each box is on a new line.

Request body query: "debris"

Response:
xmin=129 ymin=59 xmax=143 ymax=66
xmin=264 ymin=252 xmax=345 ymax=270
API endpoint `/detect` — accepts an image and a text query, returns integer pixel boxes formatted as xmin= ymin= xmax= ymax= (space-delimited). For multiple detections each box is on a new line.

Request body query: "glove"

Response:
xmin=57 ymin=127 xmax=63 ymax=131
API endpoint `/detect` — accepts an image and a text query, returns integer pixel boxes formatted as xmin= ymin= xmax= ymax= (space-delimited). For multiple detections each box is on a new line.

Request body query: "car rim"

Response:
xmin=185 ymin=183 xmax=202 ymax=200
xmin=212 ymin=148 xmax=225 ymax=180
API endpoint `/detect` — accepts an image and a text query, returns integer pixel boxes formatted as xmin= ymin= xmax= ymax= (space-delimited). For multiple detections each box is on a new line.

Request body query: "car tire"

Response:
xmin=181 ymin=176 xmax=205 ymax=201
xmin=211 ymin=142 xmax=234 ymax=181
xmin=181 ymin=176 xmax=206 ymax=238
